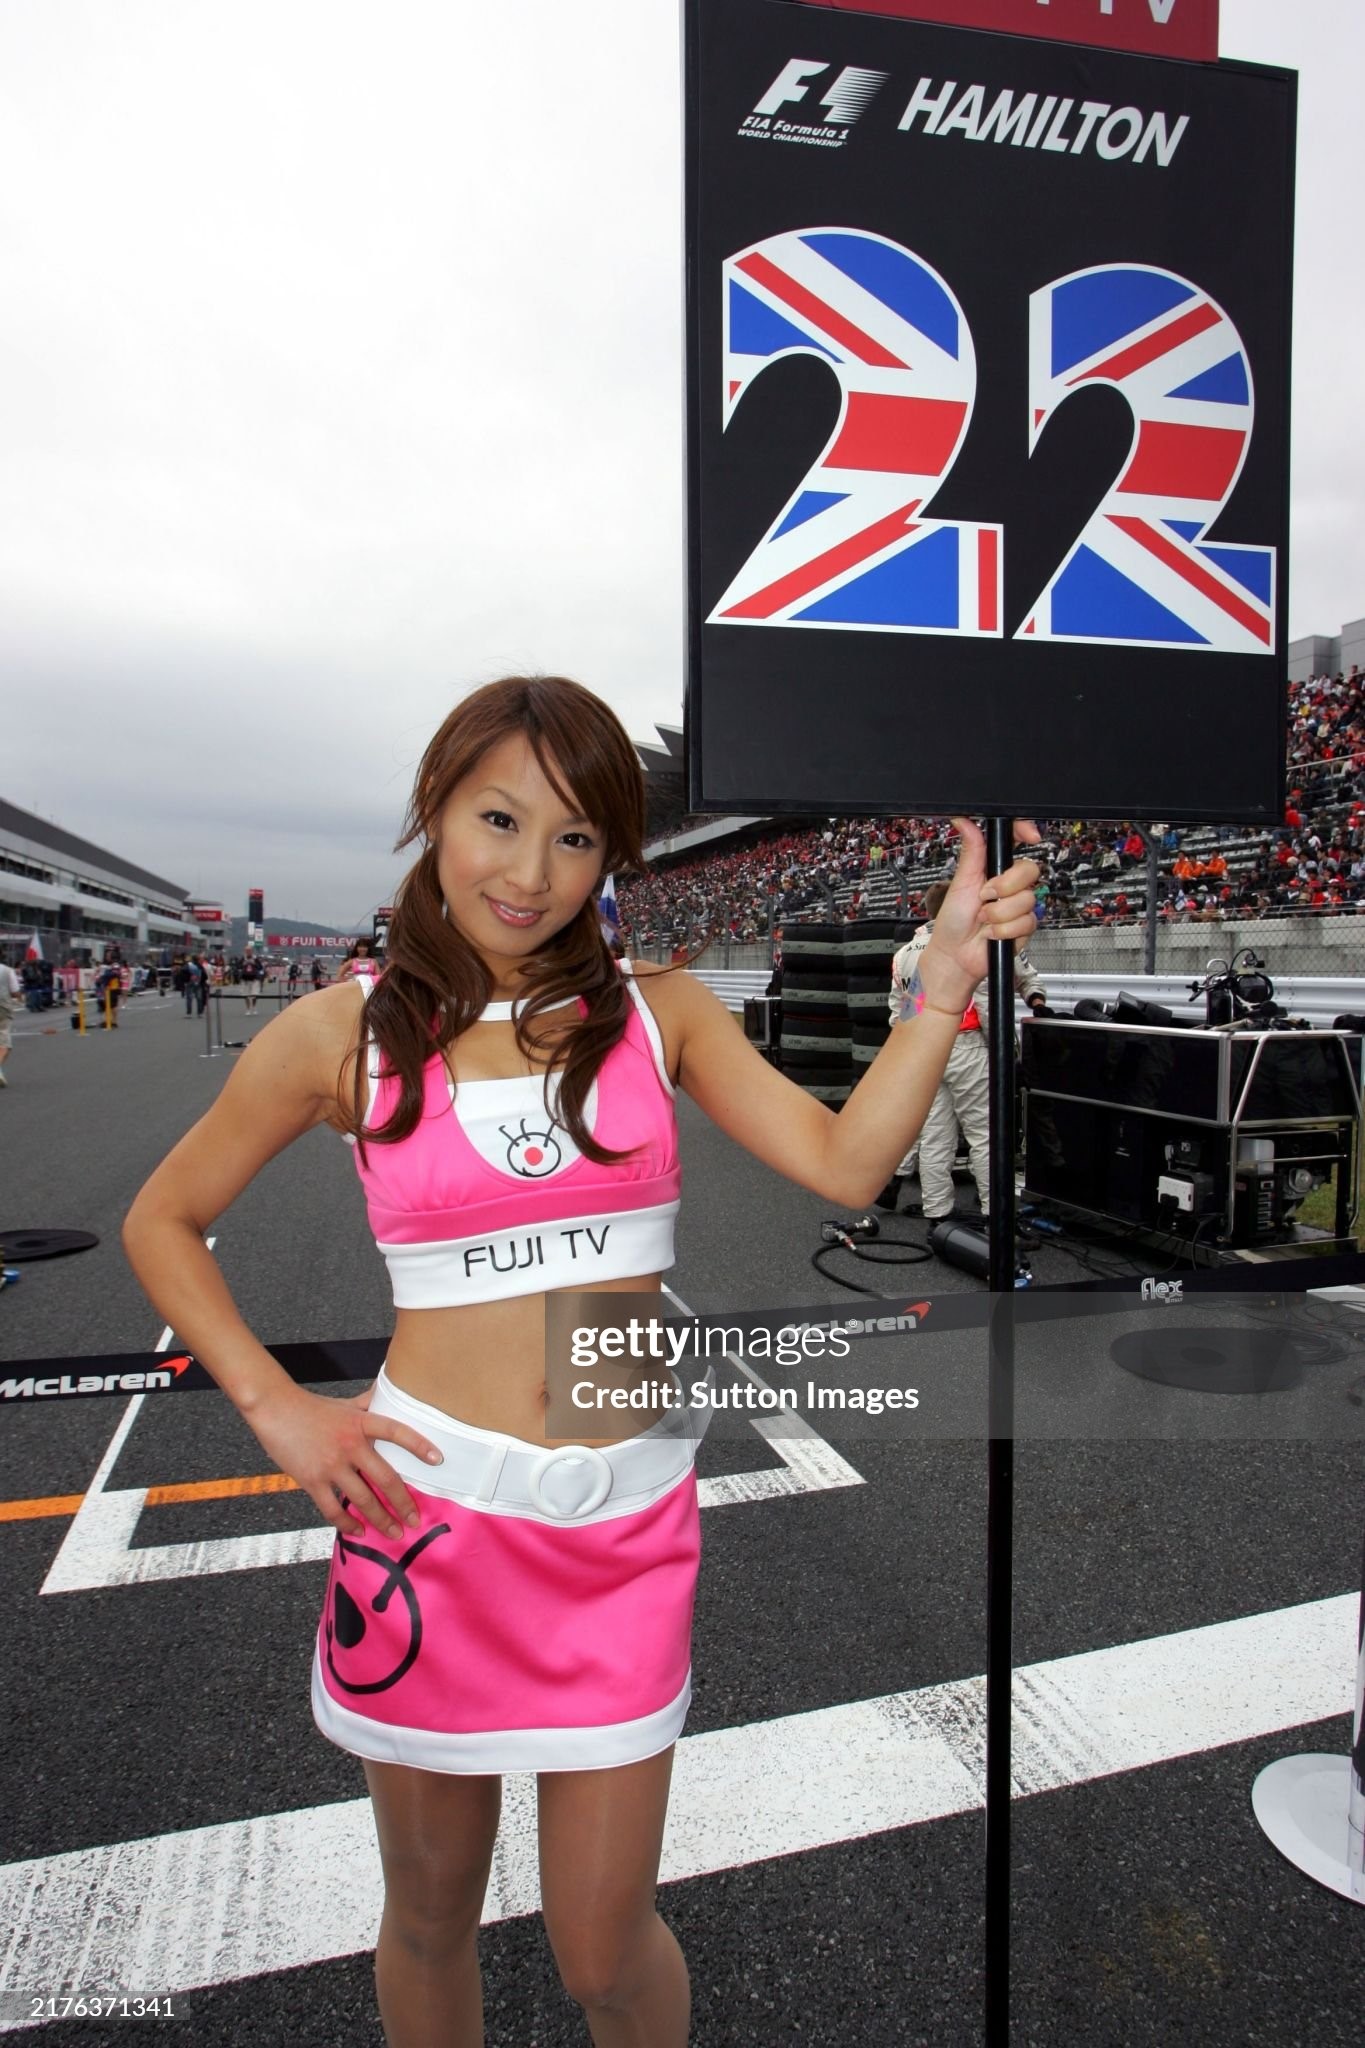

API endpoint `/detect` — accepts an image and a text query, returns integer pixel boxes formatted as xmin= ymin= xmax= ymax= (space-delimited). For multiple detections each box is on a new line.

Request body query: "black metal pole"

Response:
xmin=1145 ymin=823 xmax=1162 ymax=977
xmin=984 ymin=815 xmax=1016 ymax=2047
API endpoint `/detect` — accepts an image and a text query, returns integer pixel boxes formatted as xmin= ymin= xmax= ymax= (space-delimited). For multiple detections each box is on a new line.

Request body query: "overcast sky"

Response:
xmin=3 ymin=0 xmax=1360 ymax=928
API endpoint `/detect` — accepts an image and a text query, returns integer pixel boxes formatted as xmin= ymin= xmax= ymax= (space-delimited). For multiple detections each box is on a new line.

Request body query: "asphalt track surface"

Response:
xmin=2 ymin=991 xmax=1363 ymax=2045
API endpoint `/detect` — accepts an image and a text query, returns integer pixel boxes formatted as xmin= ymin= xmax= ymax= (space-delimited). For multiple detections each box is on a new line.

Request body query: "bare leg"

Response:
xmin=539 ymin=1747 xmax=689 ymax=2048
xmin=363 ymin=1760 xmax=502 ymax=2048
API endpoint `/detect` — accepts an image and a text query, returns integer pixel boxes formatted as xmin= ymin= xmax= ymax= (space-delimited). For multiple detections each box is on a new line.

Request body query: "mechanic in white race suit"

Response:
xmin=877 ymin=880 xmax=1047 ymax=1223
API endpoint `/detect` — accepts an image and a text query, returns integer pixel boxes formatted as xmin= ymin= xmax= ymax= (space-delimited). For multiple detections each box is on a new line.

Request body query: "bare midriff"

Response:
xmin=385 ymin=1275 xmax=668 ymax=1448
xmin=344 ymin=994 xmax=679 ymax=1450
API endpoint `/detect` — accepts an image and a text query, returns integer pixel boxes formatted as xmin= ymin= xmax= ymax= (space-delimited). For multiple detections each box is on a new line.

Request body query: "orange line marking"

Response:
xmin=0 ymin=1494 xmax=86 ymax=1522
xmin=0 ymin=1472 xmax=301 ymax=1524
xmin=145 ymin=1473 xmax=300 ymax=1505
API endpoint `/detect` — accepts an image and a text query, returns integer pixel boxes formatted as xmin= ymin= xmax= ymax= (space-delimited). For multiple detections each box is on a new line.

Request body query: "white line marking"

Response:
xmin=41 ymin=1244 xmax=216 ymax=1596
xmin=698 ymin=1412 xmax=863 ymax=1508
xmin=1 ymin=1593 xmax=1353 ymax=2020
xmin=40 ymin=1279 xmax=864 ymax=1592
xmin=663 ymin=1281 xmax=866 ymax=1506
xmin=77 ymin=1397 xmax=146 ymax=1505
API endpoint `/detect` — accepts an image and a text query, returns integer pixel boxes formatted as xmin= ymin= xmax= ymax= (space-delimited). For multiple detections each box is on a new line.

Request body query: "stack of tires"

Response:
xmin=777 ymin=922 xmax=851 ymax=1103
xmin=844 ymin=918 xmax=909 ymax=1080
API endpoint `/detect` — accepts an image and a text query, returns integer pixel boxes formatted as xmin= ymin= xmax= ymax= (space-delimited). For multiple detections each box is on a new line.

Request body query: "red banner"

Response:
xmin=815 ymin=0 xmax=1219 ymax=64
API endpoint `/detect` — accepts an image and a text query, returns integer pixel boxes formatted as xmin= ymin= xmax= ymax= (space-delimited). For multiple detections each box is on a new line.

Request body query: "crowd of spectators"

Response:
xmin=618 ymin=816 xmax=961 ymax=949
xmin=619 ymin=668 xmax=1365 ymax=946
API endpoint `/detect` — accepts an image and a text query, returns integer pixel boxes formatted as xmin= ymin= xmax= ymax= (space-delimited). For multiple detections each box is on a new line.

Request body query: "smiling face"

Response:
xmin=434 ymin=730 xmax=606 ymax=996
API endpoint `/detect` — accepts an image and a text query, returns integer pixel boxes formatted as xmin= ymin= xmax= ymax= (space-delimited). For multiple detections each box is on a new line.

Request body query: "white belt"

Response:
xmin=369 ymin=1366 xmax=702 ymax=1526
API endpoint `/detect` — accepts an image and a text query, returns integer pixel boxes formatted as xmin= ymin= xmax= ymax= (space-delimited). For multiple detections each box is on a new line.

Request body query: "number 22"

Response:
xmin=710 ymin=230 xmax=1274 ymax=654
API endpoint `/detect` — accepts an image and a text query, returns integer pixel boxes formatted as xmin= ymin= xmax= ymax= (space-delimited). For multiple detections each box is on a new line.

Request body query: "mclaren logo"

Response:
xmin=741 ymin=58 xmax=889 ymax=149
xmin=795 ymin=1299 xmax=931 ymax=1342
xmin=0 ymin=1355 xmax=195 ymax=1400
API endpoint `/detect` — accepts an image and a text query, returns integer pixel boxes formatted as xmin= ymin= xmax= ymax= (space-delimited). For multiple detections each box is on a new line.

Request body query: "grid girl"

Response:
xmin=124 ymin=675 xmax=1039 ymax=2047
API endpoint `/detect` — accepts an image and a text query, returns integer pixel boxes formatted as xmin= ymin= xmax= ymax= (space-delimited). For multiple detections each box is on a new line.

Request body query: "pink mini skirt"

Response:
xmin=311 ymin=1368 xmax=701 ymax=1774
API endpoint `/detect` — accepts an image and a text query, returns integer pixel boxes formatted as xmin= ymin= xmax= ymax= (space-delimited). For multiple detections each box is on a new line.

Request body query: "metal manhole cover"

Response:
xmin=0 ymin=1229 xmax=100 ymax=1262
xmin=1110 ymin=1324 xmax=1305 ymax=1395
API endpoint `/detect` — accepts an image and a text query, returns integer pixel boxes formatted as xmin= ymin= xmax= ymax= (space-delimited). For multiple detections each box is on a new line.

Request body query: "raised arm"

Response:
xmin=660 ymin=817 xmax=1040 ymax=1209
xmin=122 ymin=985 xmax=443 ymax=1536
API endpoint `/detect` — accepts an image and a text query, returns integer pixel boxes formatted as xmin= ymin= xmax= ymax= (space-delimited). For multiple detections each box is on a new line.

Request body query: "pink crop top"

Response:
xmin=343 ymin=959 xmax=682 ymax=1308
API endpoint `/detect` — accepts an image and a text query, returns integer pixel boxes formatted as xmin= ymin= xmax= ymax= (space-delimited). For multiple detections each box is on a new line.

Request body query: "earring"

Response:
xmin=440 ymin=900 xmax=450 ymax=921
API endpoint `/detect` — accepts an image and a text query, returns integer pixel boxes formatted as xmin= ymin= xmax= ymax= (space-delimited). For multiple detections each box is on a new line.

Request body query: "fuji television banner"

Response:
xmin=684 ymin=0 xmax=1295 ymax=824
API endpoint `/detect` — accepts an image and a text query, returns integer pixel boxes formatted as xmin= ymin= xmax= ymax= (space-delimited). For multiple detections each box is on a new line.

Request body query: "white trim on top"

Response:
xmin=351 ymin=966 xmax=674 ymax=1140
xmin=476 ymin=994 xmax=581 ymax=1022
xmin=376 ymin=1201 xmax=680 ymax=1310
xmin=348 ymin=971 xmax=383 ymax=1129
xmin=621 ymin=961 xmax=677 ymax=1098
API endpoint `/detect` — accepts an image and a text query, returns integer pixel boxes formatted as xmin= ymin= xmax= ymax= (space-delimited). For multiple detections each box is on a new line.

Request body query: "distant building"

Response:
xmin=635 ymin=719 xmax=690 ymax=844
xmin=1288 ymin=616 xmax=1365 ymax=684
xmin=634 ymin=714 xmax=792 ymax=873
xmin=0 ymin=796 xmax=194 ymax=962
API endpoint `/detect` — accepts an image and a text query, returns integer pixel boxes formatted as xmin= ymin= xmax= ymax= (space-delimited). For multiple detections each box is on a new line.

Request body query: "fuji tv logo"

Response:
xmin=741 ymin=59 xmax=889 ymax=148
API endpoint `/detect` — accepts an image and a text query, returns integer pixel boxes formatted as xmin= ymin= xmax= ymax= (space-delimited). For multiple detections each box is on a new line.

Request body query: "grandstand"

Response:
xmin=626 ymin=661 xmax=1365 ymax=972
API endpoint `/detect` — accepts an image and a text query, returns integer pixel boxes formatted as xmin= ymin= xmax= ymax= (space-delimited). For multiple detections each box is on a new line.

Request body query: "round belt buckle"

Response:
xmin=527 ymin=1444 xmax=614 ymax=1520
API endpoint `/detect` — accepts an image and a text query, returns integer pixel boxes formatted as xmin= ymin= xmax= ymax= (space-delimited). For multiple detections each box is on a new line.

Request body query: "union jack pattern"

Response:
xmin=708 ymin=227 xmax=1002 ymax=636
xmin=1019 ymin=263 xmax=1275 ymax=652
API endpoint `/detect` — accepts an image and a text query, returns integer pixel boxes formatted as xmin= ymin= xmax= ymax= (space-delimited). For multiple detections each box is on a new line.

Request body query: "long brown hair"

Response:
xmin=342 ymin=675 xmax=703 ymax=1163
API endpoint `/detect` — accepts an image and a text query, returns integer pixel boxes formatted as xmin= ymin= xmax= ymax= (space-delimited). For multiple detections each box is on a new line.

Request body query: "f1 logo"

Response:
xmin=753 ymin=59 xmax=889 ymax=127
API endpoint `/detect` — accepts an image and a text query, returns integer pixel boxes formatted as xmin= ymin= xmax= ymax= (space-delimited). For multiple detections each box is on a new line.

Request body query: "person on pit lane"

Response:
xmin=123 ymin=673 xmax=1039 ymax=2048
xmin=0 ymin=955 xmax=19 ymax=1085
xmin=877 ymin=881 xmax=1047 ymax=1224
xmin=95 ymin=958 xmax=123 ymax=1028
